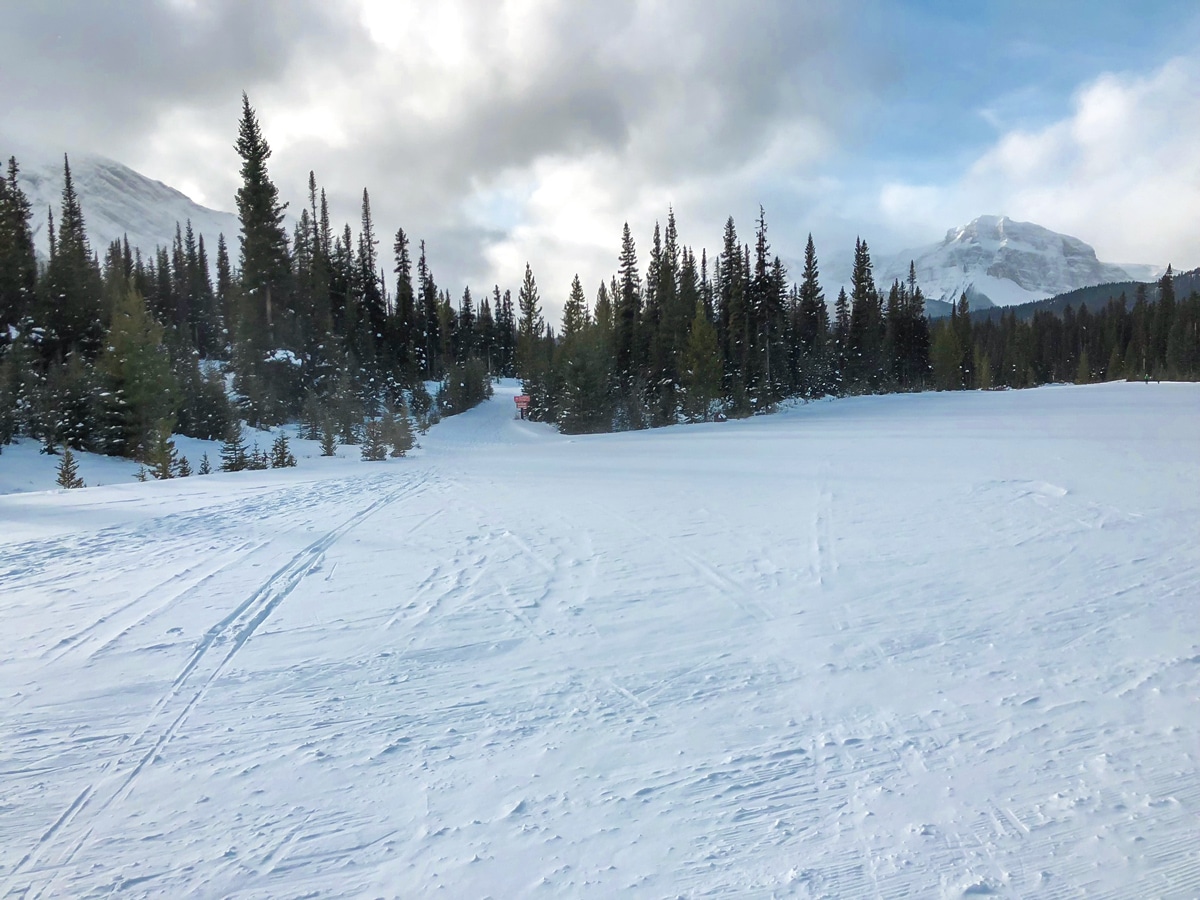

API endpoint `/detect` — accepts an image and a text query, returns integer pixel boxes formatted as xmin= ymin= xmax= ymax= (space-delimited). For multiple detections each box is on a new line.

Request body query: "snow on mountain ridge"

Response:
xmin=15 ymin=152 xmax=240 ymax=269
xmin=879 ymin=215 xmax=1145 ymax=308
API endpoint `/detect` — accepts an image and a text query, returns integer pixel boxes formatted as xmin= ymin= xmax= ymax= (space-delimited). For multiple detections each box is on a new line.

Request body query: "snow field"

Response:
xmin=1 ymin=381 xmax=1198 ymax=897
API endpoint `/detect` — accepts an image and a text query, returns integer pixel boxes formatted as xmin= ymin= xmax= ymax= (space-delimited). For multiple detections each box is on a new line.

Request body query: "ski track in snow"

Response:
xmin=1 ymin=382 xmax=1199 ymax=898
xmin=1 ymin=475 xmax=431 ymax=897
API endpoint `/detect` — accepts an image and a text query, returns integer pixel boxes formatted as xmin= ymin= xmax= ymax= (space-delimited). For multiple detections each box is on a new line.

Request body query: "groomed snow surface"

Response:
xmin=1 ymin=382 xmax=1198 ymax=898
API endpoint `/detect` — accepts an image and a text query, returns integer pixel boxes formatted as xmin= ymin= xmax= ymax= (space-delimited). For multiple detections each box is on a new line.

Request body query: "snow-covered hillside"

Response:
xmin=15 ymin=152 xmax=240 ymax=266
xmin=2 ymin=382 xmax=1198 ymax=897
xmin=879 ymin=216 xmax=1156 ymax=309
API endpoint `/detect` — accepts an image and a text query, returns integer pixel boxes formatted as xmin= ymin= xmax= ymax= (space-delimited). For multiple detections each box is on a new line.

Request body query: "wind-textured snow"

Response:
xmin=1 ymin=382 xmax=1198 ymax=898
xmin=878 ymin=216 xmax=1152 ymax=309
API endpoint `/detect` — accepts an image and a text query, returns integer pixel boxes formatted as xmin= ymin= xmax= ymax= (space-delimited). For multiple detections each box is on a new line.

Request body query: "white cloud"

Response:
xmin=878 ymin=57 xmax=1200 ymax=268
xmin=120 ymin=0 xmax=865 ymax=321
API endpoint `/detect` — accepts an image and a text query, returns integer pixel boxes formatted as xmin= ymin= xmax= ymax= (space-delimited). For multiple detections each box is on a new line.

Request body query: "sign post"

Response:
xmin=514 ymin=394 xmax=531 ymax=420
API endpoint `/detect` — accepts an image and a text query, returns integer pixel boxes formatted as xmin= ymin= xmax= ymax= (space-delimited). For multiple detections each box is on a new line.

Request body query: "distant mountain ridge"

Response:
xmin=14 ymin=152 xmax=240 ymax=268
xmin=877 ymin=215 xmax=1161 ymax=311
xmin=962 ymin=266 xmax=1200 ymax=324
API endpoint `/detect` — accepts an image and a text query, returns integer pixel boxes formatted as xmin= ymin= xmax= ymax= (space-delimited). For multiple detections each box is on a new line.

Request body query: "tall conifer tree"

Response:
xmin=562 ymin=275 xmax=588 ymax=341
xmin=234 ymin=93 xmax=290 ymax=342
xmin=615 ymin=222 xmax=640 ymax=386
xmin=41 ymin=155 xmax=104 ymax=358
xmin=0 ymin=157 xmax=38 ymax=336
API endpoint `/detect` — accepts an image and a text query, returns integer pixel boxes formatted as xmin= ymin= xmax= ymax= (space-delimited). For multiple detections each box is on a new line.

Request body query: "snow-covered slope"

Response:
xmin=15 ymin=152 xmax=240 ymax=265
xmin=2 ymin=382 xmax=1199 ymax=897
xmin=879 ymin=215 xmax=1152 ymax=308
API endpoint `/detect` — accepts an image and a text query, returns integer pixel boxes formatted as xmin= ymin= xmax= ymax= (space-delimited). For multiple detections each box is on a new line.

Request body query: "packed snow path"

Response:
xmin=1 ymin=383 xmax=1198 ymax=898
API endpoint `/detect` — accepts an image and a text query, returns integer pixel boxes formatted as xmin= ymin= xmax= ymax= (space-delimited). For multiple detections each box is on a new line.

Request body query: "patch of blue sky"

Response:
xmin=462 ymin=178 xmax=533 ymax=234
xmin=854 ymin=0 xmax=1200 ymax=172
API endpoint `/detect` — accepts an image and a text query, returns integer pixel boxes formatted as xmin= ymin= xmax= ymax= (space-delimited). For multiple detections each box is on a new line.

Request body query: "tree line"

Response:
xmin=2 ymin=93 xmax=1198 ymax=460
xmin=0 ymin=95 xmax=501 ymax=464
xmin=929 ymin=273 xmax=1198 ymax=390
xmin=513 ymin=211 xmax=938 ymax=432
xmin=512 ymin=223 xmax=1196 ymax=434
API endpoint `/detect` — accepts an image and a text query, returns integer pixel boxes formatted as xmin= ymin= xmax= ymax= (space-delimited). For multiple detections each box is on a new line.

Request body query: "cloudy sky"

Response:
xmin=2 ymin=0 xmax=1198 ymax=312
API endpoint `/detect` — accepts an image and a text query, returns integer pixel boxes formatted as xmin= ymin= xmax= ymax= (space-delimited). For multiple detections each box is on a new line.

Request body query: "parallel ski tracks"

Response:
xmin=39 ymin=539 xmax=267 ymax=668
xmin=3 ymin=476 xmax=426 ymax=899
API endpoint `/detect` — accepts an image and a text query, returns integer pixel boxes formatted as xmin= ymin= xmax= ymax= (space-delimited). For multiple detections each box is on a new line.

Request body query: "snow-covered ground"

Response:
xmin=1 ymin=381 xmax=1198 ymax=898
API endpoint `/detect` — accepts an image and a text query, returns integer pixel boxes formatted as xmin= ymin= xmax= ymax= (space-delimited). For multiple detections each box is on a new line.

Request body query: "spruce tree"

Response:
xmin=847 ymin=238 xmax=883 ymax=391
xmin=415 ymin=241 xmax=441 ymax=377
xmin=189 ymin=227 xmax=218 ymax=355
xmin=245 ymin=443 xmax=270 ymax=470
xmin=234 ymin=93 xmax=290 ymax=339
xmin=476 ymin=291 xmax=496 ymax=374
xmin=357 ymin=188 xmax=385 ymax=367
xmin=797 ymin=235 xmax=826 ymax=347
xmin=457 ymin=286 xmax=476 ymax=360
xmin=270 ymin=433 xmax=297 ymax=467
xmin=615 ymin=223 xmax=641 ymax=386
xmin=360 ymin=420 xmax=387 ymax=461
xmin=41 ymin=155 xmax=104 ymax=358
xmin=55 ymin=446 xmax=85 ymax=489
xmin=516 ymin=263 xmax=544 ymax=377
xmin=392 ymin=227 xmax=415 ymax=373
xmin=681 ymin=304 xmax=723 ymax=422
xmin=833 ymin=287 xmax=850 ymax=392
xmin=384 ymin=403 xmax=414 ymax=457
xmin=319 ymin=424 xmax=338 ymax=456
xmin=748 ymin=208 xmax=786 ymax=404
xmin=593 ymin=281 xmax=614 ymax=338
xmin=215 ymin=233 xmax=233 ymax=349
xmin=144 ymin=420 xmax=178 ymax=479
xmin=495 ymin=288 xmax=516 ymax=376
xmin=795 ymin=234 xmax=830 ymax=396
xmin=0 ymin=157 xmax=38 ymax=335
xmin=645 ymin=211 xmax=687 ymax=425
xmin=98 ymin=282 xmax=177 ymax=458
xmin=220 ymin=423 xmax=249 ymax=471
xmin=718 ymin=216 xmax=748 ymax=397
xmin=562 ymin=275 xmax=588 ymax=341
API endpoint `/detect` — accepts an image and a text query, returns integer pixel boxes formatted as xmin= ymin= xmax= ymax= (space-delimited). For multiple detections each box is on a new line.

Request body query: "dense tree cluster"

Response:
xmin=928 ymin=271 xmax=1200 ymax=390
xmin=2 ymin=94 xmax=1197 ymax=460
xmin=519 ymin=211 xmax=934 ymax=432
xmin=0 ymin=95 xmax=496 ymax=463
xmin=518 ymin=215 xmax=1198 ymax=433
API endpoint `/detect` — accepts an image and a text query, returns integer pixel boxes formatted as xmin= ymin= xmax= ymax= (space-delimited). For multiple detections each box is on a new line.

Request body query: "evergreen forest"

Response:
xmin=1 ymin=95 xmax=1197 ymax=464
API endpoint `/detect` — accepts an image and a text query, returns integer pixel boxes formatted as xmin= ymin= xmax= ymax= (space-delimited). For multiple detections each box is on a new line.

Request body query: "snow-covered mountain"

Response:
xmin=15 ymin=152 xmax=240 ymax=266
xmin=878 ymin=215 xmax=1156 ymax=309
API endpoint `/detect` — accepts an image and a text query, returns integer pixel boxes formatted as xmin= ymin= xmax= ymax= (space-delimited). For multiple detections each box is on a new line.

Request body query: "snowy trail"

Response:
xmin=1 ymin=382 xmax=1198 ymax=897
